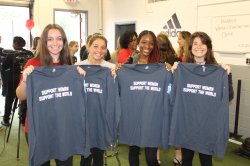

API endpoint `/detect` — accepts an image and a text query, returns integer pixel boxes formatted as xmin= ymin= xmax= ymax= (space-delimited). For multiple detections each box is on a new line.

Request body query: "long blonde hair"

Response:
xmin=176 ymin=31 xmax=191 ymax=60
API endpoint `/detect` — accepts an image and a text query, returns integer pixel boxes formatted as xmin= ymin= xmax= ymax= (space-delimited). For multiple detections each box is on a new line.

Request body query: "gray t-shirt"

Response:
xmin=27 ymin=65 xmax=90 ymax=166
xmin=169 ymin=63 xmax=229 ymax=158
xmin=79 ymin=65 xmax=120 ymax=150
xmin=117 ymin=63 xmax=172 ymax=149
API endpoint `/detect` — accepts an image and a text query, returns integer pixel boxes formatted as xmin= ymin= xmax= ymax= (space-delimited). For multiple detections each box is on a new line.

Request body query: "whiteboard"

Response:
xmin=212 ymin=14 xmax=250 ymax=53
xmin=197 ymin=0 xmax=250 ymax=54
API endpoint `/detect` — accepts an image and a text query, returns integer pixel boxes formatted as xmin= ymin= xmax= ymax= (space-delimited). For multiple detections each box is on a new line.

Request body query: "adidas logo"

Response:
xmin=163 ymin=13 xmax=182 ymax=37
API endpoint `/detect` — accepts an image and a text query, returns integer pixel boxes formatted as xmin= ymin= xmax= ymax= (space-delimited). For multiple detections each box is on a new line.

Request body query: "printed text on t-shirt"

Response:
xmin=183 ymin=83 xmax=216 ymax=97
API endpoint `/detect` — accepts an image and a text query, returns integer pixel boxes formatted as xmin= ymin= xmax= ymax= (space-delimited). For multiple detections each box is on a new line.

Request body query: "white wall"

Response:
xmin=197 ymin=0 xmax=250 ymax=66
xmin=103 ymin=0 xmax=197 ymax=52
xmin=103 ymin=0 xmax=250 ymax=66
xmin=33 ymin=0 xmax=100 ymax=38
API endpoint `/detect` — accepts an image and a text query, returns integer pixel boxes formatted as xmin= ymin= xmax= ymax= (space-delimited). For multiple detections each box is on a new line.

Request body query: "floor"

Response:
xmin=0 ymin=97 xmax=250 ymax=165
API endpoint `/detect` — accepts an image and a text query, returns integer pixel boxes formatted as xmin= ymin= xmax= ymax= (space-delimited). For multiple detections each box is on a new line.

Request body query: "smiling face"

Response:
xmin=191 ymin=36 xmax=208 ymax=62
xmin=46 ymin=28 xmax=63 ymax=60
xmin=138 ymin=34 xmax=154 ymax=57
xmin=88 ymin=38 xmax=107 ymax=61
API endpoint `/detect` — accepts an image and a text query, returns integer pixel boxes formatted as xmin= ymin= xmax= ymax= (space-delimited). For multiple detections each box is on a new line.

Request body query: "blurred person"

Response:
xmin=118 ymin=30 xmax=138 ymax=64
xmin=157 ymin=32 xmax=180 ymax=65
xmin=156 ymin=32 xmax=181 ymax=165
xmin=80 ymin=34 xmax=92 ymax=61
xmin=30 ymin=36 xmax=41 ymax=55
xmin=110 ymin=36 xmax=121 ymax=64
xmin=174 ymin=30 xmax=191 ymax=165
xmin=1 ymin=36 xmax=33 ymax=127
xmin=176 ymin=31 xmax=191 ymax=62
xmin=69 ymin=40 xmax=79 ymax=64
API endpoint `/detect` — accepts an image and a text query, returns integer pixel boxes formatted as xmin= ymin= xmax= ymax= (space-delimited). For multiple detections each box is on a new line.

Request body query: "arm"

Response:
xmin=220 ymin=63 xmax=231 ymax=75
xmin=228 ymin=73 xmax=234 ymax=102
xmin=16 ymin=65 xmax=34 ymax=101
xmin=220 ymin=64 xmax=234 ymax=101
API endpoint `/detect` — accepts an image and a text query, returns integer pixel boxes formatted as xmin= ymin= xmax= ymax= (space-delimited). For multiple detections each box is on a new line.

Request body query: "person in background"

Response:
xmin=156 ymin=32 xmax=181 ymax=165
xmin=30 ymin=36 xmax=41 ymax=55
xmin=172 ymin=30 xmax=191 ymax=165
xmin=76 ymin=33 xmax=115 ymax=166
xmin=110 ymin=36 xmax=121 ymax=64
xmin=69 ymin=40 xmax=79 ymax=64
xmin=118 ymin=30 xmax=138 ymax=64
xmin=157 ymin=32 xmax=180 ymax=65
xmin=171 ymin=31 xmax=234 ymax=166
xmin=1 ymin=36 xmax=33 ymax=127
xmin=80 ymin=35 xmax=92 ymax=61
xmin=176 ymin=31 xmax=191 ymax=62
xmin=16 ymin=24 xmax=85 ymax=166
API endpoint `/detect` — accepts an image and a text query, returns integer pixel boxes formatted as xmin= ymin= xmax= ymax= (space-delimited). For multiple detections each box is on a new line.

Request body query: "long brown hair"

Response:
xmin=36 ymin=24 xmax=72 ymax=65
xmin=187 ymin=31 xmax=217 ymax=64
xmin=137 ymin=30 xmax=160 ymax=64
xmin=176 ymin=31 xmax=191 ymax=59
xmin=32 ymin=36 xmax=40 ymax=50
xmin=157 ymin=32 xmax=177 ymax=65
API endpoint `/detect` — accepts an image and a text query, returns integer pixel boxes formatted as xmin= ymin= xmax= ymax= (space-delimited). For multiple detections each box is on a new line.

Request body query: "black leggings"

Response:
xmin=129 ymin=146 xmax=159 ymax=166
xmin=80 ymin=148 xmax=104 ymax=166
xmin=40 ymin=156 xmax=73 ymax=166
xmin=182 ymin=148 xmax=212 ymax=166
xmin=25 ymin=136 xmax=73 ymax=166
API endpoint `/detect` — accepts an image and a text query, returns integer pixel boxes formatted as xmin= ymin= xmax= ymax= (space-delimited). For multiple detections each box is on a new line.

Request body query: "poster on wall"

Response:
xmin=212 ymin=14 xmax=250 ymax=53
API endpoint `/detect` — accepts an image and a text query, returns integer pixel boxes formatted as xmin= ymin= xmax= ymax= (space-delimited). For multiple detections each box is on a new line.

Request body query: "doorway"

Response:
xmin=115 ymin=23 xmax=136 ymax=49
xmin=54 ymin=9 xmax=88 ymax=61
xmin=0 ymin=5 xmax=30 ymax=116
xmin=0 ymin=5 xmax=31 ymax=49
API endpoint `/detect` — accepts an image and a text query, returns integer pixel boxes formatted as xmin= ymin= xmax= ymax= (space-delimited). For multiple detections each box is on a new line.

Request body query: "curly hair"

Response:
xmin=119 ymin=30 xmax=138 ymax=49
